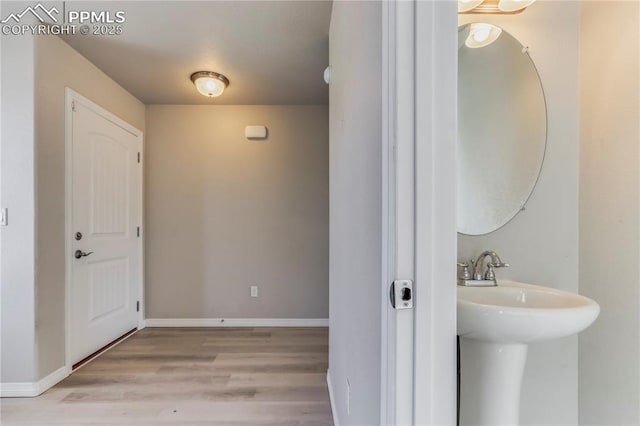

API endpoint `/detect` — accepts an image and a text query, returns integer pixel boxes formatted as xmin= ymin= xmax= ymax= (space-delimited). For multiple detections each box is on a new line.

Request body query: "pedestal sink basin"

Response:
xmin=457 ymin=280 xmax=599 ymax=426
xmin=458 ymin=280 xmax=600 ymax=343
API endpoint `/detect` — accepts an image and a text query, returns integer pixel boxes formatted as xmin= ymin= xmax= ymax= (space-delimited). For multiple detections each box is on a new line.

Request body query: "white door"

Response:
xmin=70 ymin=96 xmax=141 ymax=364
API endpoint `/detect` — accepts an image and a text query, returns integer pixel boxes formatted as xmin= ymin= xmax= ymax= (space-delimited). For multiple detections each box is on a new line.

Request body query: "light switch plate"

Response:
xmin=0 ymin=208 xmax=7 ymax=226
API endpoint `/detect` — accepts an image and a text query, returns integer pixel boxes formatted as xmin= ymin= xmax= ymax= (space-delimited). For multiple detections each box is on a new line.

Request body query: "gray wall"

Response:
xmin=144 ymin=105 xmax=329 ymax=319
xmin=328 ymin=1 xmax=382 ymax=424
xmin=1 ymin=13 xmax=37 ymax=384
xmin=459 ymin=3 xmax=581 ymax=424
xmin=34 ymin=35 xmax=145 ymax=379
xmin=2 ymin=31 xmax=145 ymax=383
xmin=579 ymin=2 xmax=640 ymax=424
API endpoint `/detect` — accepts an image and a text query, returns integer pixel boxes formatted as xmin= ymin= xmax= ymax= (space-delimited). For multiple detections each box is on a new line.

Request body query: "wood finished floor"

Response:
xmin=1 ymin=327 xmax=333 ymax=426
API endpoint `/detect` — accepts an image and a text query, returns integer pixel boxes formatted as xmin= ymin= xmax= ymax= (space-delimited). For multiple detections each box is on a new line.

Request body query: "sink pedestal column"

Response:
xmin=459 ymin=338 xmax=528 ymax=426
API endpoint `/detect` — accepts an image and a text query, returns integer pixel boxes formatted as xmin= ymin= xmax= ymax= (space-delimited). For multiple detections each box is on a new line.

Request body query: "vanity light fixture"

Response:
xmin=458 ymin=0 xmax=485 ymax=13
xmin=465 ymin=23 xmax=502 ymax=49
xmin=498 ymin=0 xmax=537 ymax=12
xmin=191 ymin=71 xmax=229 ymax=97
xmin=459 ymin=0 xmax=536 ymax=14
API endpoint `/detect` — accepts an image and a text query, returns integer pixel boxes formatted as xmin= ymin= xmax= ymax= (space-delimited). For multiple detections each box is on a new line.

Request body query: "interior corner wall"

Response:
xmin=578 ymin=2 xmax=640 ymax=424
xmin=458 ymin=3 xmax=581 ymax=424
xmin=34 ymin=35 xmax=145 ymax=380
xmin=328 ymin=1 xmax=382 ymax=424
xmin=144 ymin=105 xmax=328 ymax=320
xmin=1 ymin=29 xmax=38 ymax=384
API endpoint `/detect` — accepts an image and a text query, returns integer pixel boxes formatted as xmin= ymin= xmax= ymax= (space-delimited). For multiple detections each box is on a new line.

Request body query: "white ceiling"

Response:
xmin=61 ymin=1 xmax=332 ymax=105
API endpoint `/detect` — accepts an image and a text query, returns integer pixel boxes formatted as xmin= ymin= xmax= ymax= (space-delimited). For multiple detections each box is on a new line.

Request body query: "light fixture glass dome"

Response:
xmin=191 ymin=71 xmax=230 ymax=97
xmin=458 ymin=0 xmax=485 ymax=13
xmin=465 ymin=23 xmax=502 ymax=49
xmin=498 ymin=0 xmax=537 ymax=12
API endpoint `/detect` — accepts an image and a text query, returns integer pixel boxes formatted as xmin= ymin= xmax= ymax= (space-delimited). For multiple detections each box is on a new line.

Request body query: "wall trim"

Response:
xmin=0 ymin=365 xmax=70 ymax=398
xmin=327 ymin=370 xmax=340 ymax=426
xmin=144 ymin=318 xmax=329 ymax=328
xmin=413 ymin=1 xmax=458 ymax=423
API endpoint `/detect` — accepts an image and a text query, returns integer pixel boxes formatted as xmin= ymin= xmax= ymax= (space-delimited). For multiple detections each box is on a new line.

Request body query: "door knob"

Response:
xmin=74 ymin=250 xmax=94 ymax=259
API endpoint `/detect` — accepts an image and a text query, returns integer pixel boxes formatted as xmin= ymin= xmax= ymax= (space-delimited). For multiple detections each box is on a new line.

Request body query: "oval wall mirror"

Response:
xmin=457 ymin=23 xmax=547 ymax=235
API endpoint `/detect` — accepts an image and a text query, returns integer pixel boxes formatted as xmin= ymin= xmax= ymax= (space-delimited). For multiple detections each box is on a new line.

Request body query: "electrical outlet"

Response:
xmin=250 ymin=286 xmax=259 ymax=297
xmin=346 ymin=377 xmax=351 ymax=415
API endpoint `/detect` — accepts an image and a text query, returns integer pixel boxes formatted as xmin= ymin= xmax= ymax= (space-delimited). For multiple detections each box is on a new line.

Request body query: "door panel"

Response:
xmin=88 ymin=256 xmax=129 ymax=322
xmin=71 ymin=100 xmax=140 ymax=364
xmin=89 ymin=134 xmax=130 ymax=237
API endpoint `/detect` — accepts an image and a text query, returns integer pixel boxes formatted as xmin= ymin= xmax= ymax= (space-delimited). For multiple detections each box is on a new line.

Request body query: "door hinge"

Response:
xmin=390 ymin=280 xmax=414 ymax=309
xmin=136 ymin=226 xmax=140 ymax=238
xmin=136 ymin=301 xmax=140 ymax=312
xmin=71 ymin=100 xmax=76 ymax=112
xmin=137 ymin=152 xmax=141 ymax=163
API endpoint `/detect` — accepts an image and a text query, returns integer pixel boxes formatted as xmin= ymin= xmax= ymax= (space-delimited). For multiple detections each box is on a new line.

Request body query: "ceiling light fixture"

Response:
xmin=459 ymin=0 xmax=536 ymax=14
xmin=190 ymin=71 xmax=229 ymax=97
xmin=465 ymin=23 xmax=502 ymax=48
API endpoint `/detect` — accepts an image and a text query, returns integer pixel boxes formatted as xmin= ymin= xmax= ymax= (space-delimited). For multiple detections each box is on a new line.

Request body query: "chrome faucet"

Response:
xmin=457 ymin=250 xmax=509 ymax=287
xmin=473 ymin=250 xmax=509 ymax=280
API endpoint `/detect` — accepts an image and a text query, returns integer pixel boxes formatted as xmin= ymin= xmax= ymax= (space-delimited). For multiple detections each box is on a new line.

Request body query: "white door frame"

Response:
xmin=381 ymin=1 xmax=416 ymax=424
xmin=381 ymin=1 xmax=458 ymax=424
xmin=64 ymin=88 xmax=145 ymax=370
xmin=414 ymin=1 xmax=458 ymax=423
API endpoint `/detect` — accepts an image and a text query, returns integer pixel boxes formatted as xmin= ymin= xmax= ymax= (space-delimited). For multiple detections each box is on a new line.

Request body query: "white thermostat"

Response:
xmin=245 ymin=125 xmax=268 ymax=140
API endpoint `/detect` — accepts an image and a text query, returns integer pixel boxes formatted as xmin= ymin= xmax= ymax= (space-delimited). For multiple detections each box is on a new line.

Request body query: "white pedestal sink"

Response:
xmin=457 ymin=280 xmax=599 ymax=426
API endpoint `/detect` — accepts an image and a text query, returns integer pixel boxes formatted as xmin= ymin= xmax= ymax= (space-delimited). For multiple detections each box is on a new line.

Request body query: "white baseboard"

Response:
xmin=144 ymin=318 xmax=329 ymax=328
xmin=1 ymin=365 xmax=70 ymax=398
xmin=327 ymin=370 xmax=340 ymax=426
